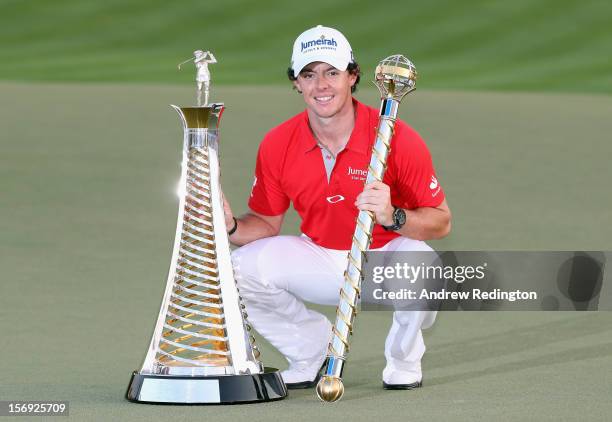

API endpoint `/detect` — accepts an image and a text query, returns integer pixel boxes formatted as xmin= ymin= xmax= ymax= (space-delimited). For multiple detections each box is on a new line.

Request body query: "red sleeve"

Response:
xmin=247 ymin=134 xmax=290 ymax=216
xmin=387 ymin=122 xmax=445 ymax=209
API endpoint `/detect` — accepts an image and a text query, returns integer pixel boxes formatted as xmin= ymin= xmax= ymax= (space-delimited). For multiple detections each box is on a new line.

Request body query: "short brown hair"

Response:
xmin=287 ymin=62 xmax=361 ymax=93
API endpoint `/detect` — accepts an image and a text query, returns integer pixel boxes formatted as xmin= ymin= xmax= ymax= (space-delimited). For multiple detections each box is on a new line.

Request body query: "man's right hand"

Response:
xmin=220 ymin=190 xmax=284 ymax=246
xmin=221 ymin=191 xmax=235 ymax=233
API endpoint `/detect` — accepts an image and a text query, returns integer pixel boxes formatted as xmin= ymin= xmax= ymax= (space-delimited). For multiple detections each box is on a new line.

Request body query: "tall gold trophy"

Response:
xmin=316 ymin=55 xmax=418 ymax=403
xmin=126 ymin=51 xmax=287 ymax=404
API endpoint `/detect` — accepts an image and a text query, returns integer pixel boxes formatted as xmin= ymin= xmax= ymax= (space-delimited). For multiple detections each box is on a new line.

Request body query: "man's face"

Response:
xmin=293 ymin=62 xmax=357 ymax=120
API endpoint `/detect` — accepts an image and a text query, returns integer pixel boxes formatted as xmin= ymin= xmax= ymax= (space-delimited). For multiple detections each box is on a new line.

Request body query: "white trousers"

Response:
xmin=231 ymin=235 xmax=436 ymax=378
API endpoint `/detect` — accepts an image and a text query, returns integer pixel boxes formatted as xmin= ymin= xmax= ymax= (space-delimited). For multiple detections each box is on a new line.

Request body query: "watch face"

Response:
xmin=394 ymin=208 xmax=407 ymax=227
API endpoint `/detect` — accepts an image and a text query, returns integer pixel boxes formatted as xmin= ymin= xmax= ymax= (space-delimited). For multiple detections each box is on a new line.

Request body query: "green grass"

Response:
xmin=1 ymin=0 xmax=611 ymax=94
xmin=1 ymin=82 xmax=612 ymax=420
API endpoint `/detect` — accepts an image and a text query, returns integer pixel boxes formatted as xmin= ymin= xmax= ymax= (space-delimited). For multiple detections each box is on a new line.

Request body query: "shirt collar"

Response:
xmin=301 ymin=98 xmax=371 ymax=156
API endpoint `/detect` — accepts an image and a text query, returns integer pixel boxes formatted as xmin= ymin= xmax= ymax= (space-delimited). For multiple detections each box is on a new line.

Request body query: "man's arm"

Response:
xmin=396 ymin=199 xmax=451 ymax=240
xmin=223 ymin=193 xmax=284 ymax=246
xmin=355 ymin=181 xmax=451 ymax=241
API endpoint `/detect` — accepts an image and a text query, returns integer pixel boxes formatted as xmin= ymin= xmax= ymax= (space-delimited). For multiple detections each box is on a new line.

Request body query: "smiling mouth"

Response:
xmin=314 ymin=95 xmax=334 ymax=104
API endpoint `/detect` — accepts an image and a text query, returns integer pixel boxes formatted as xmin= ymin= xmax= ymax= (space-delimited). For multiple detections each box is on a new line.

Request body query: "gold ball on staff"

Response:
xmin=316 ymin=376 xmax=345 ymax=402
xmin=374 ymin=54 xmax=417 ymax=101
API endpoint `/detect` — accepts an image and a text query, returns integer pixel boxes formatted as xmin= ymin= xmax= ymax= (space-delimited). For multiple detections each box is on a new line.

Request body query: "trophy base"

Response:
xmin=125 ymin=367 xmax=287 ymax=404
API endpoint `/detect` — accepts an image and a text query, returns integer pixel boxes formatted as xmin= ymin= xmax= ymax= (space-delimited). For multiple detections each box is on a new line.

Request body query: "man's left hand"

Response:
xmin=355 ymin=181 xmax=394 ymax=226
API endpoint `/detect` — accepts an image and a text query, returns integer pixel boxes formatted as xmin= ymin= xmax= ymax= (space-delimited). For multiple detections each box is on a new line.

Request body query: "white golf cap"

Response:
xmin=291 ymin=25 xmax=353 ymax=75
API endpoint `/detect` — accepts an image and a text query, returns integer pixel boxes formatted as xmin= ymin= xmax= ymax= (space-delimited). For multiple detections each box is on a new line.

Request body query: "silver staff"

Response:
xmin=316 ymin=55 xmax=418 ymax=403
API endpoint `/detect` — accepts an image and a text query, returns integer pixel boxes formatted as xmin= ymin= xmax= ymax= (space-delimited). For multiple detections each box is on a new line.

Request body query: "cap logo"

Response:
xmin=300 ymin=37 xmax=338 ymax=52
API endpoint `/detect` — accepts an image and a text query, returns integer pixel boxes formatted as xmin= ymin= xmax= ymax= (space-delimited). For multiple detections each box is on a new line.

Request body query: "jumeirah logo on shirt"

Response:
xmin=347 ymin=166 xmax=367 ymax=181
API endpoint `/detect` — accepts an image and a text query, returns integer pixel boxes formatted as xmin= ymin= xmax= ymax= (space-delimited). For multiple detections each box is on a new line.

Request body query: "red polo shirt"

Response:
xmin=248 ymin=99 xmax=445 ymax=250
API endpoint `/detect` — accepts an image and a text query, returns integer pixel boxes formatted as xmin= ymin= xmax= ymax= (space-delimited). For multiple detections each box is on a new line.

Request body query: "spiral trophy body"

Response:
xmin=316 ymin=55 xmax=418 ymax=403
xmin=126 ymin=55 xmax=286 ymax=404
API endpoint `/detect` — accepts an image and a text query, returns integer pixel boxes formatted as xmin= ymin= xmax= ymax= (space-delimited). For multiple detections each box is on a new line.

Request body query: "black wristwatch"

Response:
xmin=382 ymin=207 xmax=407 ymax=231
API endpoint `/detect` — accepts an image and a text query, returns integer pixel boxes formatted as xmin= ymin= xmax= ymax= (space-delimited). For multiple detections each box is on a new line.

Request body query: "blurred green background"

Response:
xmin=1 ymin=1 xmax=612 ymax=421
xmin=1 ymin=0 xmax=611 ymax=92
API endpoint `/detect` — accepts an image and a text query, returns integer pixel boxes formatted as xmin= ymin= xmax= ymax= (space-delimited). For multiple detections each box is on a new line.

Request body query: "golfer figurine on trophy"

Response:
xmin=178 ymin=50 xmax=217 ymax=106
